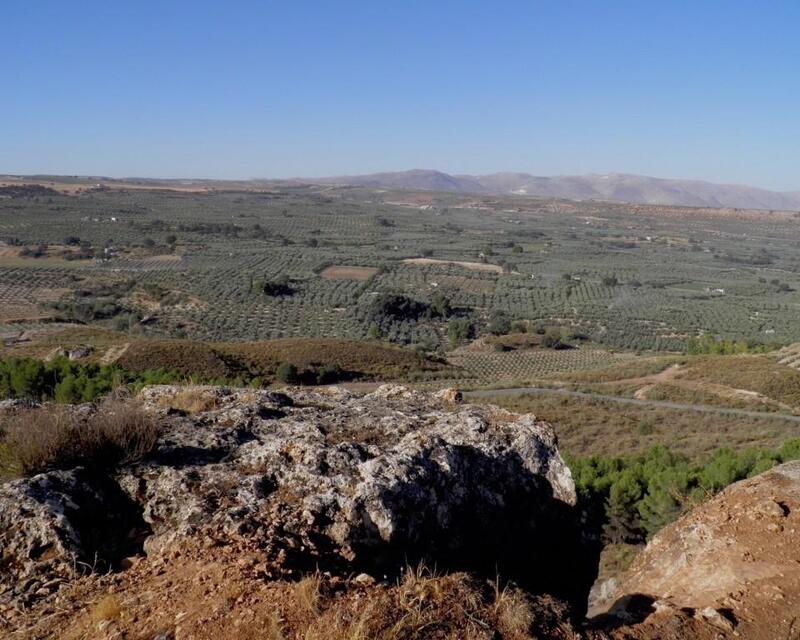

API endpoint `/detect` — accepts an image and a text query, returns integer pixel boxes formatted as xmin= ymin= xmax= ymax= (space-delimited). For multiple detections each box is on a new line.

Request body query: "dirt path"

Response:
xmin=624 ymin=363 xmax=683 ymax=399
xmin=577 ymin=362 xmax=796 ymax=413
xmin=99 ymin=342 xmax=130 ymax=365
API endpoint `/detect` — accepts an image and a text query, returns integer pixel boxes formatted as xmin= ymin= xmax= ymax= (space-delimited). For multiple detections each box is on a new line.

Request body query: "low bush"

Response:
xmin=1 ymin=400 xmax=159 ymax=475
xmin=541 ymin=328 xmax=568 ymax=349
xmin=159 ymin=389 xmax=219 ymax=414
xmin=275 ymin=362 xmax=300 ymax=384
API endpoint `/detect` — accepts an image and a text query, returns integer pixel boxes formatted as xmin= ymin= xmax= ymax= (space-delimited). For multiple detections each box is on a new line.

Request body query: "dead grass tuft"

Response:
xmin=291 ymin=566 xmax=544 ymax=640
xmin=492 ymin=579 xmax=535 ymax=639
xmin=158 ymin=388 xmax=219 ymax=414
xmin=0 ymin=400 xmax=159 ymax=475
xmin=292 ymin=573 xmax=322 ymax=618
xmin=89 ymin=595 xmax=122 ymax=623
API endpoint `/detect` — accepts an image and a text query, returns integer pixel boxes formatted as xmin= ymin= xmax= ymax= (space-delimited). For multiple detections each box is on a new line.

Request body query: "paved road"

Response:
xmin=463 ymin=386 xmax=800 ymax=423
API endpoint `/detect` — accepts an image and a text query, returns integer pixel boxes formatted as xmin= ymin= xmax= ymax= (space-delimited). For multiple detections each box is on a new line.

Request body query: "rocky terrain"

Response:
xmin=2 ymin=385 xmax=800 ymax=638
xmin=593 ymin=460 xmax=800 ymax=638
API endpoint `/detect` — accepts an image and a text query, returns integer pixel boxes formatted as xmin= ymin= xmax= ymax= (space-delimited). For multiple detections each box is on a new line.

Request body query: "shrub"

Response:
xmin=158 ymin=389 xmax=219 ymax=414
xmin=1 ymin=401 xmax=159 ymax=475
xmin=511 ymin=320 xmax=528 ymax=333
xmin=430 ymin=292 xmax=452 ymax=319
xmin=315 ymin=363 xmax=345 ymax=384
xmin=447 ymin=317 xmax=475 ymax=347
xmin=686 ymin=332 xmax=773 ymax=355
xmin=367 ymin=294 xmax=432 ymax=323
xmin=262 ymin=275 xmax=294 ymax=297
xmin=0 ymin=357 xmax=169 ymax=403
xmin=541 ymin=328 xmax=566 ymax=349
xmin=275 ymin=362 xmax=300 ymax=384
xmin=487 ymin=310 xmax=511 ymax=336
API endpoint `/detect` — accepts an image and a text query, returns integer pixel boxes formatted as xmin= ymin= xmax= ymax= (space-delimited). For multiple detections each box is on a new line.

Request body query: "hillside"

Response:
xmin=3 ymin=385 xmax=800 ymax=638
xmin=314 ymin=169 xmax=800 ymax=210
xmin=0 ymin=328 xmax=453 ymax=384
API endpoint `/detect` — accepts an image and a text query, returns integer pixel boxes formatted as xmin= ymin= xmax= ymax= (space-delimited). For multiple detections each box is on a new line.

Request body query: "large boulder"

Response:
xmin=0 ymin=385 xmax=591 ymax=612
xmin=598 ymin=461 xmax=800 ymax=638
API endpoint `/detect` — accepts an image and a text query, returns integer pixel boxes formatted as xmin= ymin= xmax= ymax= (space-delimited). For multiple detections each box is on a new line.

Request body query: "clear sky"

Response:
xmin=3 ymin=1 xmax=800 ymax=189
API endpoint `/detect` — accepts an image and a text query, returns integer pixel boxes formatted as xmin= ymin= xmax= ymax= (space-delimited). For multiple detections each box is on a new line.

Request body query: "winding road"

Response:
xmin=463 ymin=386 xmax=800 ymax=423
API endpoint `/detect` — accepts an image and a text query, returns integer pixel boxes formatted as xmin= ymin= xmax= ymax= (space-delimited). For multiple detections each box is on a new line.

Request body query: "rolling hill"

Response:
xmin=313 ymin=169 xmax=800 ymax=210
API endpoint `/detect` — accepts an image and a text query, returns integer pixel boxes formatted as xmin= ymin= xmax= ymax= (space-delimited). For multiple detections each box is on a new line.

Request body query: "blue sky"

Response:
xmin=3 ymin=1 xmax=800 ymax=189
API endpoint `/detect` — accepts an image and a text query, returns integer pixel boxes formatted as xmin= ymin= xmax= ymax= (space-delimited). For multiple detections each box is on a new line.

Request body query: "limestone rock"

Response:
xmin=0 ymin=385 xmax=584 ymax=608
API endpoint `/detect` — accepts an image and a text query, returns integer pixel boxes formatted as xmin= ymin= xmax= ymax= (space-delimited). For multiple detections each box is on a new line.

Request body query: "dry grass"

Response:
xmin=680 ymin=355 xmax=800 ymax=408
xmin=0 ymin=400 xmax=159 ymax=475
xmin=292 ymin=573 xmax=322 ymax=618
xmin=492 ymin=580 xmax=536 ymax=639
xmin=89 ymin=595 xmax=122 ymax=623
xmin=280 ymin=566 xmax=558 ymax=640
xmin=30 ymin=557 xmax=579 ymax=640
xmin=643 ymin=382 xmax=780 ymax=412
xmin=0 ymin=441 xmax=22 ymax=479
xmin=559 ymin=356 xmax=685 ymax=383
xmin=158 ymin=388 xmax=219 ymax=414
xmin=481 ymin=392 xmax=800 ymax=460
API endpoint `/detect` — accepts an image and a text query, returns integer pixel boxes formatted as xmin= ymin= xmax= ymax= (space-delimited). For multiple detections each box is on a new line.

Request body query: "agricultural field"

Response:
xmin=448 ymin=346 xmax=637 ymax=385
xmin=2 ymin=177 xmax=800 ymax=391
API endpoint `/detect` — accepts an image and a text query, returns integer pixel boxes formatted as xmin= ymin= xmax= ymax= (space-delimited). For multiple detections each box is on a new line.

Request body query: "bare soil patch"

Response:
xmin=0 ymin=244 xmax=92 ymax=267
xmin=403 ymin=257 xmax=503 ymax=273
xmin=319 ymin=265 xmax=378 ymax=280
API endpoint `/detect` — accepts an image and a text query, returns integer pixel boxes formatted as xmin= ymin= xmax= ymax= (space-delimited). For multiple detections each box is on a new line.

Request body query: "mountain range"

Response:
xmin=312 ymin=169 xmax=800 ymax=211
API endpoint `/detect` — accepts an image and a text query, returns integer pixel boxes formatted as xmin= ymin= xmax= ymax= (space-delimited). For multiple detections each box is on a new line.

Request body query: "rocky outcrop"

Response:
xmin=597 ymin=461 xmax=800 ymax=638
xmin=0 ymin=469 xmax=149 ymax=607
xmin=0 ymin=385 xmax=590 ymax=614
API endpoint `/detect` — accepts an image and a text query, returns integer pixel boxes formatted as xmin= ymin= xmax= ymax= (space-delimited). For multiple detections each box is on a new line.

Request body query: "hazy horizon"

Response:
xmin=4 ymin=1 xmax=800 ymax=190
xmin=4 ymin=168 xmax=800 ymax=195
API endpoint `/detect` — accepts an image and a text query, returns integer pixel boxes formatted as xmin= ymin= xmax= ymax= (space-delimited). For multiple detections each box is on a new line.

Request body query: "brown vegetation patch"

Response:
xmin=156 ymin=388 xmax=220 ymax=414
xmin=320 ymin=265 xmax=378 ymax=280
xmin=0 ymin=244 xmax=92 ymax=267
xmin=0 ymin=400 xmax=158 ymax=476
xmin=0 ymin=303 xmax=57 ymax=323
xmin=679 ymin=355 xmax=800 ymax=409
xmin=117 ymin=336 xmax=450 ymax=382
xmin=482 ymin=393 xmax=800 ymax=460
xmin=11 ymin=557 xmax=581 ymax=640
xmin=0 ymin=329 xmax=452 ymax=383
xmin=455 ymin=333 xmax=544 ymax=354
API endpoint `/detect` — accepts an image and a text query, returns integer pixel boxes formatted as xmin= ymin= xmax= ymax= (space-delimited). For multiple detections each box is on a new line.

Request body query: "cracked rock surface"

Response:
xmin=1 ymin=384 xmax=585 ymax=611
